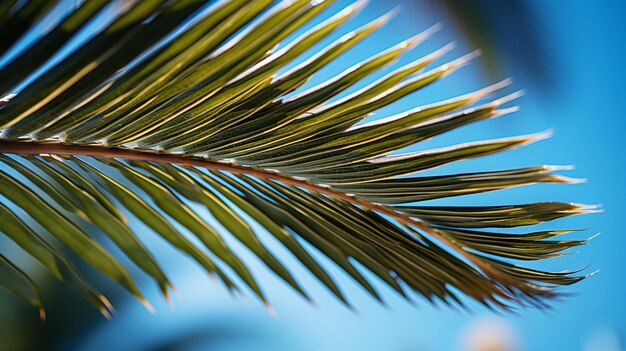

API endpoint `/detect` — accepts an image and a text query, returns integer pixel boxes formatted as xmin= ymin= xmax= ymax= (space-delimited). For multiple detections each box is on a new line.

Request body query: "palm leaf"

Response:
xmin=0 ymin=0 xmax=593 ymax=318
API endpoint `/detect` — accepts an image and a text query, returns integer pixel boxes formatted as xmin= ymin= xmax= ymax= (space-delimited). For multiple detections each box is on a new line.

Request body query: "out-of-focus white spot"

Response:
xmin=584 ymin=327 xmax=622 ymax=351
xmin=458 ymin=316 xmax=520 ymax=351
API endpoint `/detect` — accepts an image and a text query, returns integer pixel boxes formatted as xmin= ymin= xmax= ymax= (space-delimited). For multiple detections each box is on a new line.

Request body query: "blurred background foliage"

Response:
xmin=427 ymin=0 xmax=555 ymax=92
xmin=1 ymin=1 xmax=624 ymax=350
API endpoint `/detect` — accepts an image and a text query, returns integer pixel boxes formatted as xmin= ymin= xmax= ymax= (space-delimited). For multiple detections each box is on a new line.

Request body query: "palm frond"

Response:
xmin=0 ymin=0 xmax=593 ymax=318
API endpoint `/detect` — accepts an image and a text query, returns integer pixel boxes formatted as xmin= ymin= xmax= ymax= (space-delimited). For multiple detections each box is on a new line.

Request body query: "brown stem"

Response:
xmin=0 ymin=140 xmax=507 ymax=284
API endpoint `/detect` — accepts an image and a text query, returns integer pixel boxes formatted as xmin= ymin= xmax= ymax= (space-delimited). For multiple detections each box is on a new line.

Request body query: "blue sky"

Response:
xmin=2 ymin=1 xmax=625 ymax=350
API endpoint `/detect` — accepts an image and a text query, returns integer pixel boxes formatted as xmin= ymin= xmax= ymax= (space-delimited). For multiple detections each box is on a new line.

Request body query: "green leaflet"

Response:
xmin=300 ymin=132 xmax=549 ymax=184
xmin=29 ymin=157 xmax=172 ymax=296
xmin=140 ymin=1 xmax=365 ymax=149
xmin=0 ymin=253 xmax=45 ymax=319
xmin=0 ymin=169 xmax=145 ymax=303
xmin=334 ymin=166 xmax=574 ymax=204
xmin=40 ymin=156 xmax=126 ymax=221
xmin=131 ymin=161 xmax=309 ymax=301
xmin=14 ymin=0 xmax=208 ymax=139
xmin=0 ymin=1 xmax=19 ymax=24
xmin=0 ymin=0 xmax=168 ymax=131
xmin=181 ymin=14 xmax=396 ymax=154
xmin=0 ymin=155 xmax=85 ymax=216
xmin=61 ymin=0 xmax=269 ymax=141
xmin=395 ymin=202 xmax=591 ymax=228
xmin=254 ymin=95 xmax=496 ymax=170
xmin=188 ymin=41 xmax=451 ymax=155
xmin=0 ymin=203 xmax=112 ymax=317
xmin=252 ymin=178 xmax=501 ymax=305
xmin=237 ymin=175 xmax=408 ymax=300
xmin=196 ymin=172 xmax=354 ymax=303
xmin=437 ymin=227 xmax=586 ymax=261
xmin=0 ymin=0 xmax=109 ymax=94
xmin=0 ymin=0 xmax=55 ymax=57
xmin=101 ymin=0 xmax=330 ymax=145
xmin=98 ymin=159 xmax=264 ymax=301
xmin=199 ymin=30 xmax=437 ymax=159
xmin=70 ymin=157 xmax=227 ymax=285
